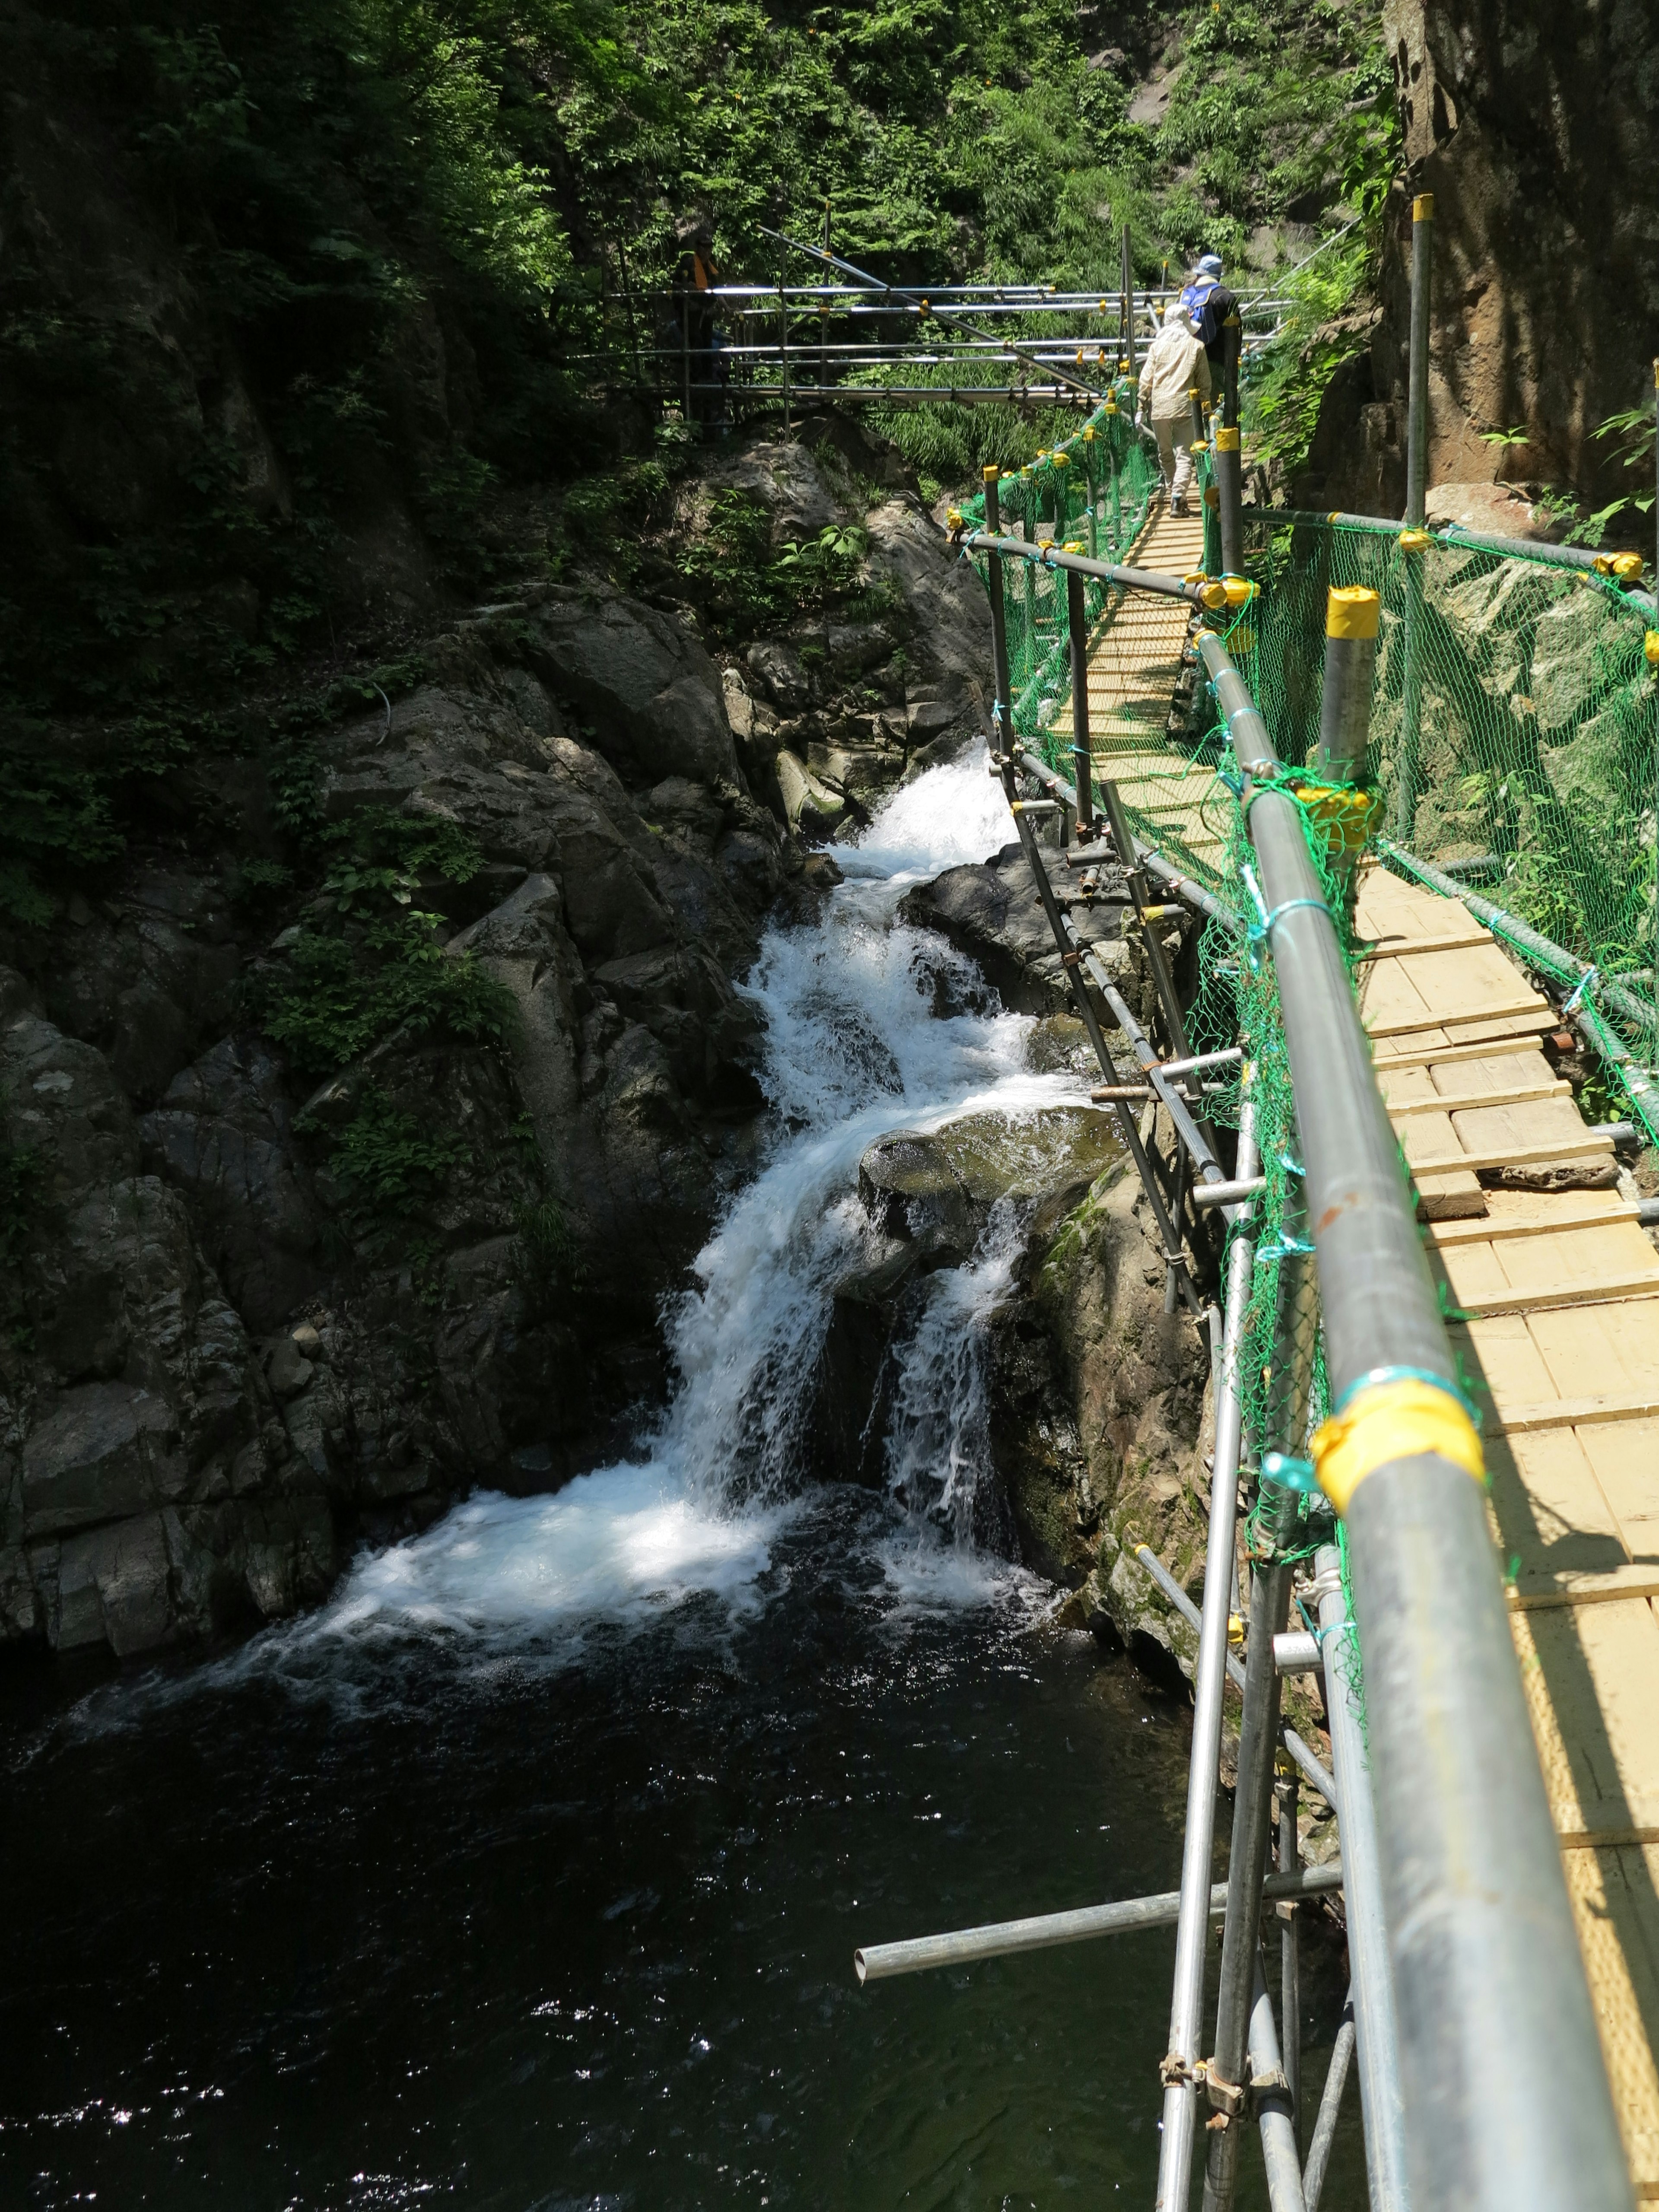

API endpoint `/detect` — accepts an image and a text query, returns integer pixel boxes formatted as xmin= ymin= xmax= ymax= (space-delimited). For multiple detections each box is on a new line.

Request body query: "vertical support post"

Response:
xmin=1248 ymin=1949 xmax=1308 ymax=2212
xmin=1277 ymin=1767 xmax=1300 ymax=2119
xmin=1314 ymin=1543 xmax=1411 ymax=2212
xmin=1316 ymin=587 xmax=1380 ymax=785
xmin=1065 ymin=568 xmax=1094 ymax=839
xmin=1201 ymin=1488 xmax=1298 ymax=2212
xmin=680 ymin=283 xmax=691 ymax=428
xmin=1301 ymin=1994 xmax=1356 ymax=2212
xmin=1121 ymin=223 xmax=1138 ymax=392
xmin=1100 ymin=781 xmax=1195 ymax=1068
xmin=1405 ymin=194 xmax=1434 ymax=530
xmin=1154 ymin=1103 xmax=1260 ymax=2212
xmin=1083 ymin=426 xmax=1099 ymax=559
xmin=1395 ymin=536 xmax=1427 ymax=841
xmin=779 ymin=273 xmax=790 ymax=436
xmin=1216 ymin=315 xmax=1244 ymax=576
xmin=983 ymin=469 xmax=1011 ymax=758
xmin=1190 ymin=382 xmax=1206 ymax=452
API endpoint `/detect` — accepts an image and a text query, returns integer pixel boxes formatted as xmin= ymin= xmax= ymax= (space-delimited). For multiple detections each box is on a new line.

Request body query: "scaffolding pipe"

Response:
xmin=1151 ymin=1082 xmax=1253 ymax=2210
xmin=1302 ymin=1996 xmax=1357 ymax=2212
xmin=1405 ymin=196 xmax=1433 ymax=531
xmin=1133 ymin=1545 xmax=1337 ymax=1806
xmin=1066 ymin=567 xmax=1095 ymax=839
xmin=1314 ymin=1541 xmax=1410 ymax=2212
xmin=854 ymin=1860 xmax=1346 ymax=1984
xmin=1199 ymin=623 xmax=1629 ymax=2212
xmin=962 ymin=531 xmax=1213 ymax=605
xmin=1249 ymin=1948 xmax=1307 ymax=2212
xmin=1316 ymin=588 xmax=1381 ymax=785
xmin=1278 ymin=1770 xmax=1301 ymax=2117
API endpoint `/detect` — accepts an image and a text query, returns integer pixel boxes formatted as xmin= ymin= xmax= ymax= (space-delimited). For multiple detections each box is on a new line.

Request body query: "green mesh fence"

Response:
xmin=959 ymin=384 xmax=1165 ymax=748
xmin=963 ymin=435 xmax=1659 ymax=1595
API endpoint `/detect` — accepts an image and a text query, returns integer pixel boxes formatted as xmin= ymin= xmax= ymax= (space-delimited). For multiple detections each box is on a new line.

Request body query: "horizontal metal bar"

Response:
xmin=1274 ymin=1630 xmax=1323 ymax=1674
xmin=1239 ymin=507 xmax=1648 ymax=588
xmin=1160 ymin=1046 xmax=1245 ymax=1079
xmin=1638 ymin=1197 xmax=1659 ymax=1226
xmin=965 ymin=532 xmax=1203 ymax=604
xmin=1194 ymin=1176 xmax=1267 ymax=1208
xmin=1133 ymin=1545 xmax=1339 ymax=1805
xmin=855 ymin=1860 xmax=1344 ymax=1983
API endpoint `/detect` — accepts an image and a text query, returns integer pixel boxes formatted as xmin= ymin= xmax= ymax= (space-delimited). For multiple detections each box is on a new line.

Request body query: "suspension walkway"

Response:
xmin=849 ymin=196 xmax=1659 ymax=2212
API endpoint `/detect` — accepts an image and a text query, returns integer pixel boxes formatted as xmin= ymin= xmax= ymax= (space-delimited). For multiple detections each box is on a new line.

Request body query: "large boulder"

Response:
xmin=900 ymin=842 xmax=1140 ymax=1016
xmin=526 ymin=585 xmax=740 ymax=790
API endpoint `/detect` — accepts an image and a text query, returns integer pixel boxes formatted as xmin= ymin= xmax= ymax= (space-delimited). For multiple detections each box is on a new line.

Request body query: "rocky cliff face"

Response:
xmin=1317 ymin=3 xmax=1659 ymax=516
xmin=0 ymin=429 xmax=985 ymax=1663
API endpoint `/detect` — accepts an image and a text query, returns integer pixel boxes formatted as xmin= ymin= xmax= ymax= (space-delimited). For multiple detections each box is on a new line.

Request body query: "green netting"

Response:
xmin=1235 ymin=515 xmax=1659 ymax=1093
xmin=958 ymin=383 xmax=1166 ymax=748
xmin=963 ymin=410 xmax=1659 ymax=1619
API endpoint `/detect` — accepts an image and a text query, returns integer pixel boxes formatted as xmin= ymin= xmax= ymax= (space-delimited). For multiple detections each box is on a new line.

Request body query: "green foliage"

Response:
xmin=0 ymin=1143 xmax=41 ymax=1270
xmin=315 ymin=1085 xmax=470 ymax=1216
xmin=1241 ymin=232 xmax=1371 ymax=472
xmin=248 ymin=810 xmax=513 ymax=1074
xmin=671 ymin=492 xmax=874 ymax=639
xmin=0 ymin=745 xmax=123 ymax=926
xmin=515 ymin=1192 xmax=581 ymax=1313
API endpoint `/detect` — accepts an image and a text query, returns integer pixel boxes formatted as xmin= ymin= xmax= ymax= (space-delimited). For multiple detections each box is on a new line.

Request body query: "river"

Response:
xmin=0 ymin=747 xmax=1356 ymax=2207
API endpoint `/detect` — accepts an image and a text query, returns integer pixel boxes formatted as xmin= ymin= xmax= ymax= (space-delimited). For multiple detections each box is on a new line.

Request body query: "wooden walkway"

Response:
xmin=1356 ymin=861 xmax=1659 ymax=2199
xmin=1048 ymin=496 xmax=1220 ymax=864
xmin=1048 ymin=516 xmax=1659 ymax=2191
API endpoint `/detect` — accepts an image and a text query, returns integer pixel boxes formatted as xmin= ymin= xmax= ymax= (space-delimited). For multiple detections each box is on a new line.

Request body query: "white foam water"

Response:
xmin=131 ymin=742 xmax=1070 ymax=1695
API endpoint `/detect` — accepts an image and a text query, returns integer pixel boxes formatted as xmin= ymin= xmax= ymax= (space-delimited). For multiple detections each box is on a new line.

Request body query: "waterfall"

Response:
xmin=194 ymin=745 xmax=1082 ymax=1680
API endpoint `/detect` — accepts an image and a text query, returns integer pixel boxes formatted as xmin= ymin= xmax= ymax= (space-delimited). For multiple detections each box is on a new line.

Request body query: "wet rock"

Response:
xmin=527 ymin=585 xmax=739 ymax=790
xmin=803 ymin=1241 xmax=927 ymax=1489
xmin=774 ymin=748 xmax=849 ymax=839
xmin=900 ymin=843 xmax=1135 ymax=1016
xmin=139 ymin=1035 xmax=324 ymax=1334
xmin=858 ymin=1107 xmax=1125 ymax=1270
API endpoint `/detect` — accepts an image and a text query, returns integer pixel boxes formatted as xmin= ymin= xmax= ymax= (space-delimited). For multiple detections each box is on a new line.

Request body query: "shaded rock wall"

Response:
xmin=1366 ymin=4 xmax=1659 ymax=509
xmin=1 ymin=429 xmax=983 ymax=1663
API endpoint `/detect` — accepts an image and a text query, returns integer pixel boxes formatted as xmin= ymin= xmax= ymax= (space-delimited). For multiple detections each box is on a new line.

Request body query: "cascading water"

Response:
xmin=0 ymin=741 xmax=1363 ymax=2209
xmin=232 ymin=742 xmax=1083 ymax=1668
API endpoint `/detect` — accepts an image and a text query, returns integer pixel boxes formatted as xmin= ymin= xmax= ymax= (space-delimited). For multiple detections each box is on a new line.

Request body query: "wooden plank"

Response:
xmin=1356 ymin=930 xmax=1495 ymax=960
xmin=1366 ymin=993 xmax=1556 ymax=1039
xmin=1429 ymin=1197 xmax=1639 ymax=1246
xmin=1371 ymin=1019 xmax=1558 ymax=1067
xmin=1561 ymin=1845 xmax=1659 ymax=2190
xmin=1494 ymin=1394 xmax=1659 ymax=1434
xmin=1581 ymin=1424 xmax=1659 ymax=1565
xmin=1509 ymin=1567 xmax=1659 ymax=1610
xmin=1385 ymin=1078 xmax=1569 ymax=1118
xmin=1511 ymin=1598 xmax=1659 ymax=1837
xmin=1405 ymin=1130 xmax=1615 ymax=1178
xmin=1442 ymin=1276 xmax=1659 ymax=1321
xmin=1487 ymin=1427 xmax=1632 ymax=1579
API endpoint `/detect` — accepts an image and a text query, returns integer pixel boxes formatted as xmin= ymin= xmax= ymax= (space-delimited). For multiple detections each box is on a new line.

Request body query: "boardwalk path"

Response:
xmin=1050 ymin=500 xmax=1659 ymax=2196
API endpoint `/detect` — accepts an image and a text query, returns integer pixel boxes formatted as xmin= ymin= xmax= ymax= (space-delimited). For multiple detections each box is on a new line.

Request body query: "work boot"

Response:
xmin=1171 ymin=496 xmax=1189 ymax=517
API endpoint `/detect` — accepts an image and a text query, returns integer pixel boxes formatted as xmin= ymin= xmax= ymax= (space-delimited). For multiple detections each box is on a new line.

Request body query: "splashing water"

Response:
xmin=182 ymin=742 xmax=1077 ymax=1687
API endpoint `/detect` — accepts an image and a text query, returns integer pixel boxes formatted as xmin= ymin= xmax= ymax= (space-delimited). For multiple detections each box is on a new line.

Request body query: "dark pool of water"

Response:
xmin=0 ymin=1493 xmax=1361 ymax=2209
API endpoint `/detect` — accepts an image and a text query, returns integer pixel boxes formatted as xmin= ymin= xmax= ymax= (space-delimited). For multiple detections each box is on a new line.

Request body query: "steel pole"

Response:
xmin=1278 ymin=1769 xmax=1301 ymax=2120
xmin=1201 ymin=1491 xmax=1298 ymax=2212
xmin=1315 ymin=1542 xmax=1411 ymax=2212
xmin=983 ymin=470 xmax=1012 ymax=754
xmin=1302 ymin=1994 xmax=1356 ymax=2212
xmin=1121 ymin=223 xmax=1137 ymax=390
xmin=1066 ymin=567 xmax=1095 ymax=838
xmin=1249 ymin=1948 xmax=1308 ymax=2212
xmin=1155 ymin=1104 xmax=1261 ymax=2212
xmin=1217 ymin=426 xmax=1244 ymax=578
xmin=1316 ymin=587 xmax=1380 ymax=784
xmin=1198 ymin=625 xmax=1628 ymax=2212
xmin=1405 ymin=195 xmax=1433 ymax=530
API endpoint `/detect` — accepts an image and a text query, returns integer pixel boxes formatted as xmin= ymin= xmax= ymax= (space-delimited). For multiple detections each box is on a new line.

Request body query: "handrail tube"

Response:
xmin=1240 ymin=505 xmax=1650 ymax=590
xmin=1302 ymin=1996 xmax=1357 ymax=2212
xmin=1200 ymin=624 xmax=1628 ymax=2212
xmin=1132 ymin=1543 xmax=1337 ymax=1805
xmin=1314 ymin=1541 xmax=1410 ymax=2212
xmin=963 ymin=531 xmax=1204 ymax=603
xmin=854 ymin=1859 xmax=1345 ymax=1984
xmin=1248 ymin=1950 xmax=1308 ymax=2212
xmin=1153 ymin=1107 xmax=1259 ymax=2212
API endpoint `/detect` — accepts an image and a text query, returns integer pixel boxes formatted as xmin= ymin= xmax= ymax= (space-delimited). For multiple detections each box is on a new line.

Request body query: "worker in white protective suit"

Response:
xmin=1135 ymin=295 xmax=1212 ymax=517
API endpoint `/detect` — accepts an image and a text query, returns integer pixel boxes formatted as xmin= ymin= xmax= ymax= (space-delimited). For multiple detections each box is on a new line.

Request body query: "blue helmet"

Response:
xmin=1196 ymin=253 xmax=1224 ymax=280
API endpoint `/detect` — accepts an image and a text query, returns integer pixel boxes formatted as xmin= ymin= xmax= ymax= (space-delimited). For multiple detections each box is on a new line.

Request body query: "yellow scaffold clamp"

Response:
xmin=1295 ymin=782 xmax=1382 ymax=858
xmin=1398 ymin=528 xmax=1432 ymax=554
xmin=1646 ymin=630 xmax=1659 ymax=669
xmin=1220 ymin=575 xmax=1258 ymax=608
xmin=1594 ymin=550 xmax=1646 ymax=582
